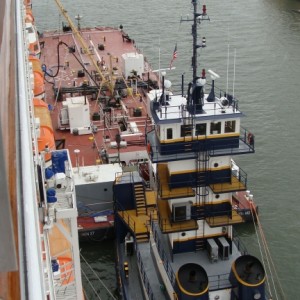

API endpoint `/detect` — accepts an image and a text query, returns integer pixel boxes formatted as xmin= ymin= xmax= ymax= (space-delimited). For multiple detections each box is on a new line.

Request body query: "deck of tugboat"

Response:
xmin=119 ymin=230 xmax=241 ymax=299
xmin=156 ymin=238 xmax=240 ymax=290
xmin=148 ymin=90 xmax=243 ymax=122
xmin=39 ymin=27 xmax=155 ymax=167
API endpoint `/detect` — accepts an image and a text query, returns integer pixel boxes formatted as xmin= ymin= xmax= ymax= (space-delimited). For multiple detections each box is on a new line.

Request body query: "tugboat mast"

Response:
xmin=192 ymin=0 xmax=199 ymax=81
xmin=183 ymin=0 xmax=209 ymax=81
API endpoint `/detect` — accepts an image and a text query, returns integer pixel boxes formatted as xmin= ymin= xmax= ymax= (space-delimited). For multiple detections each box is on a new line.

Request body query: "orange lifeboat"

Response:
xmin=29 ymin=55 xmax=45 ymax=98
xmin=25 ymin=8 xmax=35 ymax=24
xmin=23 ymin=0 xmax=32 ymax=7
xmin=57 ymin=257 xmax=74 ymax=285
xmin=33 ymin=98 xmax=55 ymax=160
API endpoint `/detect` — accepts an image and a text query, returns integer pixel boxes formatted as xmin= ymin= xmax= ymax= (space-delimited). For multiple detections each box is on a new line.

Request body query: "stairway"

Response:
xmin=182 ymin=122 xmax=193 ymax=152
xmin=135 ymin=232 xmax=149 ymax=243
xmin=183 ymin=142 xmax=193 ymax=152
xmin=195 ymin=238 xmax=205 ymax=251
xmin=196 ymin=149 xmax=209 ymax=186
xmin=196 ymin=205 xmax=205 ymax=220
xmin=134 ymin=183 xmax=147 ymax=216
xmin=197 ymin=171 xmax=206 ymax=186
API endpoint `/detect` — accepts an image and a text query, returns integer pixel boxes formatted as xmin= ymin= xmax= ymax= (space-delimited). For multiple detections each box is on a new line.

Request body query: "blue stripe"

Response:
xmin=169 ymin=169 xmax=231 ymax=188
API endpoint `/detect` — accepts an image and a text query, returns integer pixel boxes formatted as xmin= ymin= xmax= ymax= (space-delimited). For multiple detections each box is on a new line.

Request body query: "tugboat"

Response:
xmin=114 ymin=1 xmax=273 ymax=300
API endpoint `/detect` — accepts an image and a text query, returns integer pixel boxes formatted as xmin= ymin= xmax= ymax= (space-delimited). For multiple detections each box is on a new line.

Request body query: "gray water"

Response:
xmin=33 ymin=0 xmax=300 ymax=299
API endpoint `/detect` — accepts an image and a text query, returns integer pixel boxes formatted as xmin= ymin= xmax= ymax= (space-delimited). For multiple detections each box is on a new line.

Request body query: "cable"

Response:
xmin=251 ymin=203 xmax=286 ymax=299
xmin=81 ymin=268 xmax=102 ymax=300
xmin=42 ymin=40 xmax=100 ymax=93
xmin=252 ymin=206 xmax=287 ymax=300
xmin=250 ymin=203 xmax=273 ymax=297
xmin=80 ymin=253 xmax=117 ymax=300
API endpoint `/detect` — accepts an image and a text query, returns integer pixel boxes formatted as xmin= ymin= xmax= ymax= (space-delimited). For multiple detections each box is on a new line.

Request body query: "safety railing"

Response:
xmin=209 ymin=166 xmax=247 ymax=193
xmin=116 ymin=201 xmax=136 ymax=233
xmin=158 ymin=214 xmax=198 ymax=233
xmin=209 ymin=126 xmax=255 ymax=156
xmin=232 ymin=228 xmax=248 ymax=255
xmin=136 ymin=246 xmax=156 ymax=300
xmin=208 ymin=273 xmax=232 ymax=290
xmin=146 ymin=131 xmax=254 ymax=164
xmin=152 ymin=222 xmax=176 ymax=287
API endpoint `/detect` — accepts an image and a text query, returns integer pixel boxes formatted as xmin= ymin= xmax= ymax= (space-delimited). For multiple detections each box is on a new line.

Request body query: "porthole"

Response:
xmin=215 ymin=194 xmax=220 ymax=199
xmin=214 ymin=163 xmax=219 ymax=168
xmin=181 ymin=232 xmax=186 ymax=237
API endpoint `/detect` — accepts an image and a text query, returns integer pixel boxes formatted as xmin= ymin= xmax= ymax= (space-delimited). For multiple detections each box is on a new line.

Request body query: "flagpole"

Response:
xmin=158 ymin=36 xmax=161 ymax=88
xmin=169 ymin=43 xmax=177 ymax=70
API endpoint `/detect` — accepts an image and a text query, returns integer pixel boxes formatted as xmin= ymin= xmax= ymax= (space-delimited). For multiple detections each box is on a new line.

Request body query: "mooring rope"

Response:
xmin=81 ymin=267 xmax=102 ymax=300
xmin=249 ymin=202 xmax=272 ymax=296
xmin=250 ymin=202 xmax=287 ymax=300
xmin=80 ymin=252 xmax=117 ymax=300
xmin=253 ymin=205 xmax=287 ymax=300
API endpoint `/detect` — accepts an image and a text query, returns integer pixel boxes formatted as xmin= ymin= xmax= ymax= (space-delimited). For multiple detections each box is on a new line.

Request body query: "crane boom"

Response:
xmin=53 ymin=0 xmax=111 ymax=90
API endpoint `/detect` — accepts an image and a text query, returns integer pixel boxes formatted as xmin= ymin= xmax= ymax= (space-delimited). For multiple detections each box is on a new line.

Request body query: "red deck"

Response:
xmin=77 ymin=214 xmax=114 ymax=231
xmin=233 ymin=191 xmax=258 ymax=221
xmin=39 ymin=27 xmax=156 ymax=167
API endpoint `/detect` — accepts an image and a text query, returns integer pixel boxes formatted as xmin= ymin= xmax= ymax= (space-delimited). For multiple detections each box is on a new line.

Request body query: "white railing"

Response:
xmin=16 ymin=0 xmax=46 ymax=298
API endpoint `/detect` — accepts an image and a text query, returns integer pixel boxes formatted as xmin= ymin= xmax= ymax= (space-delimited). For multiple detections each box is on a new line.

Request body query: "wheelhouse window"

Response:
xmin=181 ymin=125 xmax=193 ymax=137
xmin=225 ymin=120 xmax=236 ymax=133
xmin=210 ymin=122 xmax=221 ymax=134
xmin=166 ymin=128 xmax=173 ymax=139
xmin=195 ymin=123 xmax=207 ymax=136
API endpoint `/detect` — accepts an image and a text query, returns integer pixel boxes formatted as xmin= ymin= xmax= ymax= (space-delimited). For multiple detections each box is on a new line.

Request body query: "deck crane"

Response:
xmin=53 ymin=0 xmax=114 ymax=93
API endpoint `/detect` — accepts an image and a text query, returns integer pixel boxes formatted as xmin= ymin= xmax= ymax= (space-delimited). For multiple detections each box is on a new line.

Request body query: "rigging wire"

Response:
xmin=83 ymin=288 xmax=90 ymax=300
xmin=250 ymin=203 xmax=286 ymax=300
xmin=80 ymin=253 xmax=117 ymax=300
xmin=254 ymin=212 xmax=278 ymax=299
xmin=81 ymin=268 xmax=102 ymax=300
xmin=250 ymin=204 xmax=273 ymax=297
xmin=257 ymin=225 xmax=286 ymax=299
xmin=252 ymin=206 xmax=287 ymax=300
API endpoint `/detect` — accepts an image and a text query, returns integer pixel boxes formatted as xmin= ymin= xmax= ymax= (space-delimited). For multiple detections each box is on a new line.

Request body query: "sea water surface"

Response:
xmin=33 ymin=0 xmax=300 ymax=299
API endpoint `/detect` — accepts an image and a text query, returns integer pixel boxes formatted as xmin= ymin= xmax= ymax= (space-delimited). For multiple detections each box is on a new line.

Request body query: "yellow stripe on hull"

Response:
xmin=160 ymin=132 xmax=239 ymax=144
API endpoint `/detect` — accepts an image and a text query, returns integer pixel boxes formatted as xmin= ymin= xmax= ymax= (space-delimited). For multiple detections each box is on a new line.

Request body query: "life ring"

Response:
xmin=247 ymin=133 xmax=254 ymax=145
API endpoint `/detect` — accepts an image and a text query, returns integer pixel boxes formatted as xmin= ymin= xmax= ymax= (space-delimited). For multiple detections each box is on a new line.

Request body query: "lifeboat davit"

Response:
xmin=33 ymin=98 xmax=55 ymax=160
xmin=29 ymin=55 xmax=45 ymax=98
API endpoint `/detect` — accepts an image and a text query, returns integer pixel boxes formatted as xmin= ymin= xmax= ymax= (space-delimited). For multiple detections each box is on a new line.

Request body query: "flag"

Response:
xmin=169 ymin=43 xmax=177 ymax=69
